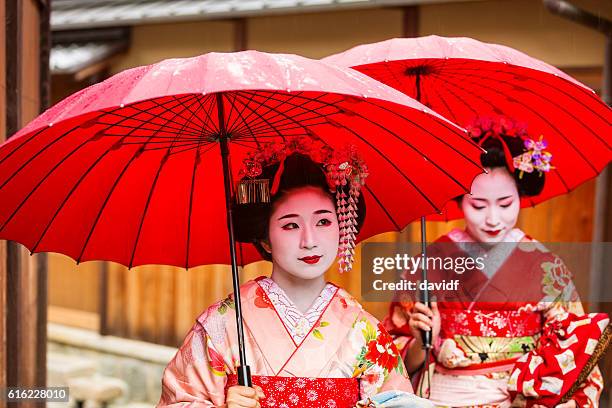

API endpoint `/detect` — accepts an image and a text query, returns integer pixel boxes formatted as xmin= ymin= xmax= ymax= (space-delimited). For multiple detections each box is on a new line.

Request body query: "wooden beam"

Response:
xmin=402 ymin=6 xmax=419 ymax=38
xmin=234 ymin=18 xmax=247 ymax=51
xmin=5 ymin=0 xmax=24 ymax=394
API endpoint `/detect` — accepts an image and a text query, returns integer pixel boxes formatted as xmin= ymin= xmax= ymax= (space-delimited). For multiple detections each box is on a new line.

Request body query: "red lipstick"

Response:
xmin=299 ymin=256 xmax=322 ymax=264
xmin=484 ymin=229 xmax=502 ymax=237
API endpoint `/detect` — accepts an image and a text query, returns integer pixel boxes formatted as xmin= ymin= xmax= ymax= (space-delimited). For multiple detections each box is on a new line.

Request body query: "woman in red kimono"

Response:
xmin=385 ymin=117 xmax=608 ymax=408
xmin=158 ymin=138 xmax=429 ymax=408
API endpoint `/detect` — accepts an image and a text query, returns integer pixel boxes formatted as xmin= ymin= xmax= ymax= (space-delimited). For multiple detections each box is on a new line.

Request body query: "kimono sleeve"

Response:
xmin=508 ymin=255 xmax=605 ymax=407
xmin=158 ymin=322 xmax=229 ymax=407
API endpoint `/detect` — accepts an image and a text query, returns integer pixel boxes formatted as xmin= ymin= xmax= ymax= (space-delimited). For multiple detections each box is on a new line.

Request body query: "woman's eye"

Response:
xmin=499 ymin=202 xmax=513 ymax=208
xmin=317 ymin=218 xmax=332 ymax=226
xmin=281 ymin=222 xmax=299 ymax=230
xmin=471 ymin=205 xmax=485 ymax=210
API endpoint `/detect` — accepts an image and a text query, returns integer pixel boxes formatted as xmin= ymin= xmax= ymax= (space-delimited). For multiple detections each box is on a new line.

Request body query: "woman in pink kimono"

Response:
xmin=385 ymin=117 xmax=608 ymax=408
xmin=158 ymin=138 xmax=421 ymax=408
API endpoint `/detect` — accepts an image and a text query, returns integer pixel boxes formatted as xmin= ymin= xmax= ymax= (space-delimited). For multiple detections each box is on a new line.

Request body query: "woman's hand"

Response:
xmin=408 ymin=301 xmax=441 ymax=346
xmin=533 ymin=400 xmax=576 ymax=408
xmin=225 ymin=385 xmax=265 ymax=408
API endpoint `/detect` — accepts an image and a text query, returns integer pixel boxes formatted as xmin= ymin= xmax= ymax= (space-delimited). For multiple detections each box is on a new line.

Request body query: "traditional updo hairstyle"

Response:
xmin=232 ymin=152 xmax=367 ymax=261
xmin=468 ymin=116 xmax=547 ymax=197
xmin=479 ymin=137 xmax=545 ymax=197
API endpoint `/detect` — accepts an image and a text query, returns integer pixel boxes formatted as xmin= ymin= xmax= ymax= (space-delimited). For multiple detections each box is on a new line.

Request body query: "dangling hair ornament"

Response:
xmin=466 ymin=116 xmax=554 ymax=178
xmin=322 ymin=144 xmax=369 ymax=273
xmin=236 ymin=137 xmax=369 ymax=273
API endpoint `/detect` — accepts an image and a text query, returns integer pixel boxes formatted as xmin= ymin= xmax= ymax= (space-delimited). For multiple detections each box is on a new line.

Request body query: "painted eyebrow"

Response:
xmin=277 ymin=209 xmax=333 ymax=220
xmin=497 ymin=195 xmax=514 ymax=201
xmin=470 ymin=195 xmax=514 ymax=202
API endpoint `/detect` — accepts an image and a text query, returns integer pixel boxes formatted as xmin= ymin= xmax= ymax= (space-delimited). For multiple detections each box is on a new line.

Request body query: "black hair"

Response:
xmin=233 ymin=153 xmax=366 ymax=260
xmin=479 ymin=136 xmax=545 ymax=197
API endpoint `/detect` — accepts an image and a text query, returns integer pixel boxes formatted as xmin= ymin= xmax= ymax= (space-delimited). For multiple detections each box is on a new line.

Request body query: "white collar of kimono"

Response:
xmin=447 ymin=227 xmax=526 ymax=243
xmin=258 ymin=277 xmax=337 ymax=344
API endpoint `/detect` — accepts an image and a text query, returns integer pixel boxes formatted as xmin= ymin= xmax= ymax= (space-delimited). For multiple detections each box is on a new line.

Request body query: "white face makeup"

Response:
xmin=461 ymin=167 xmax=521 ymax=244
xmin=266 ymin=186 xmax=339 ymax=280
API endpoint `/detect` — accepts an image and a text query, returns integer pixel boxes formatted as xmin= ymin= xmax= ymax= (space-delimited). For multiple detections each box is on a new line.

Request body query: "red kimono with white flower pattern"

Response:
xmin=159 ymin=277 xmax=412 ymax=407
xmin=384 ymin=229 xmax=605 ymax=408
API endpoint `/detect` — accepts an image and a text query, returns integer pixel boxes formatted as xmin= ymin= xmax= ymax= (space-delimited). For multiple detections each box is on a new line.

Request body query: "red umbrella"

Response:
xmin=0 ymin=50 xmax=484 ymax=384
xmin=324 ymin=35 xmax=612 ymax=219
xmin=324 ymin=35 xmax=612 ymax=354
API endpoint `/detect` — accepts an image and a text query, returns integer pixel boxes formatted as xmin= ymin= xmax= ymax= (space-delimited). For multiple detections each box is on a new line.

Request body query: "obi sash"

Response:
xmin=226 ymin=374 xmax=360 ymax=408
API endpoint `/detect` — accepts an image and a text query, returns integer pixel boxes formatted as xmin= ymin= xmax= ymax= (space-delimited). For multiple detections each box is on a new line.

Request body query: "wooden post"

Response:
xmin=0 ymin=1 xmax=6 ymax=406
xmin=4 ymin=1 xmax=48 ymax=406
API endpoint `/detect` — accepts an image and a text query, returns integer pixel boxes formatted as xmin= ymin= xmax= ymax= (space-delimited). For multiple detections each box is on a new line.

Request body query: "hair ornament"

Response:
xmin=466 ymin=116 xmax=553 ymax=177
xmin=236 ymin=137 xmax=368 ymax=273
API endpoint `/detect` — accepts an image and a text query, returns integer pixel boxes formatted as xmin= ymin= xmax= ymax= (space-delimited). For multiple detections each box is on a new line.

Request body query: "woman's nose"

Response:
xmin=485 ymin=208 xmax=500 ymax=226
xmin=300 ymin=225 xmax=317 ymax=249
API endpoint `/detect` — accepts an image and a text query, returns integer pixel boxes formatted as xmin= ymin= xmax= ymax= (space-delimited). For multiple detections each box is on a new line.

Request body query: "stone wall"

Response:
xmin=48 ymin=323 xmax=176 ymax=407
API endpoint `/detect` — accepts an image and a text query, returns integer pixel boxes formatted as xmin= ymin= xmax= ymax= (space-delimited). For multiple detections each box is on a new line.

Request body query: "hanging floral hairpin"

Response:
xmin=236 ymin=137 xmax=368 ymax=273
xmin=321 ymin=145 xmax=369 ymax=273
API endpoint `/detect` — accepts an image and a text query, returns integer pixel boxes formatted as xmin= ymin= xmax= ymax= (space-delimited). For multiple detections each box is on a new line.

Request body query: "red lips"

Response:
xmin=484 ymin=229 xmax=502 ymax=237
xmin=299 ymin=255 xmax=322 ymax=264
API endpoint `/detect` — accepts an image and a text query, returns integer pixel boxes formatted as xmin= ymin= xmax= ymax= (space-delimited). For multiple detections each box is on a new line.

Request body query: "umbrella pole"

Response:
xmin=218 ymin=93 xmax=252 ymax=387
xmin=415 ymin=72 xmax=432 ymax=350
xmin=420 ymin=216 xmax=431 ymax=350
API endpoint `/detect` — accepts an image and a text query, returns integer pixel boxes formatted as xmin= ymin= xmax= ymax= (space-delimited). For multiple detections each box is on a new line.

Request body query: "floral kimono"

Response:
xmin=159 ymin=277 xmax=413 ymax=407
xmin=384 ymin=228 xmax=606 ymax=408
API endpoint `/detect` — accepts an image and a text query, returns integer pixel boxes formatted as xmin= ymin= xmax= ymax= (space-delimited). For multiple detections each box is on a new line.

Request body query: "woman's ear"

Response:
xmin=260 ymin=239 xmax=272 ymax=254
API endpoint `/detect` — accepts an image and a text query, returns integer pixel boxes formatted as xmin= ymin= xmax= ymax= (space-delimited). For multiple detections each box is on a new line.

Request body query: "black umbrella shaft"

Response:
xmin=415 ymin=77 xmax=432 ymax=349
xmin=217 ymin=93 xmax=252 ymax=387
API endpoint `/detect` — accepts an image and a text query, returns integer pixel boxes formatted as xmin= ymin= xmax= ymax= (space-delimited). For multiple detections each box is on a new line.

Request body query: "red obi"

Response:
xmin=440 ymin=308 xmax=542 ymax=338
xmin=226 ymin=374 xmax=360 ymax=408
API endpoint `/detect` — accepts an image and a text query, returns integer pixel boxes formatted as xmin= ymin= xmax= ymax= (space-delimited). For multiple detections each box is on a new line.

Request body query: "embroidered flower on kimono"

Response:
xmin=274 ymin=380 xmax=286 ymax=392
xmin=542 ymin=256 xmax=575 ymax=301
xmin=294 ymin=378 xmax=307 ymax=389
xmin=479 ymin=323 xmax=498 ymax=337
xmin=288 ymin=393 xmax=300 ymax=404
xmin=325 ymin=399 xmax=337 ymax=408
xmin=364 ymin=324 xmax=400 ymax=373
xmin=254 ymin=286 xmax=274 ymax=309
xmin=437 ymin=338 xmax=471 ymax=368
xmin=205 ymin=341 xmax=227 ymax=377
xmin=306 ymin=390 xmax=318 ymax=401
xmin=360 ymin=364 xmax=385 ymax=397
xmin=350 ymin=319 xmax=369 ymax=350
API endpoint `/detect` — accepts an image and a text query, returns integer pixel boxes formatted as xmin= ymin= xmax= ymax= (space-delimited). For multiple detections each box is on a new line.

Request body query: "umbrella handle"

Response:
xmin=419 ymin=216 xmax=432 ymax=350
xmin=236 ymin=366 xmax=252 ymax=387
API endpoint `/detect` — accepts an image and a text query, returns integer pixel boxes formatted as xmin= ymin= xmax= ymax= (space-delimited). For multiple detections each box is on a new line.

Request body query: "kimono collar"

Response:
xmin=446 ymin=228 xmax=526 ymax=279
xmin=447 ymin=227 xmax=525 ymax=243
